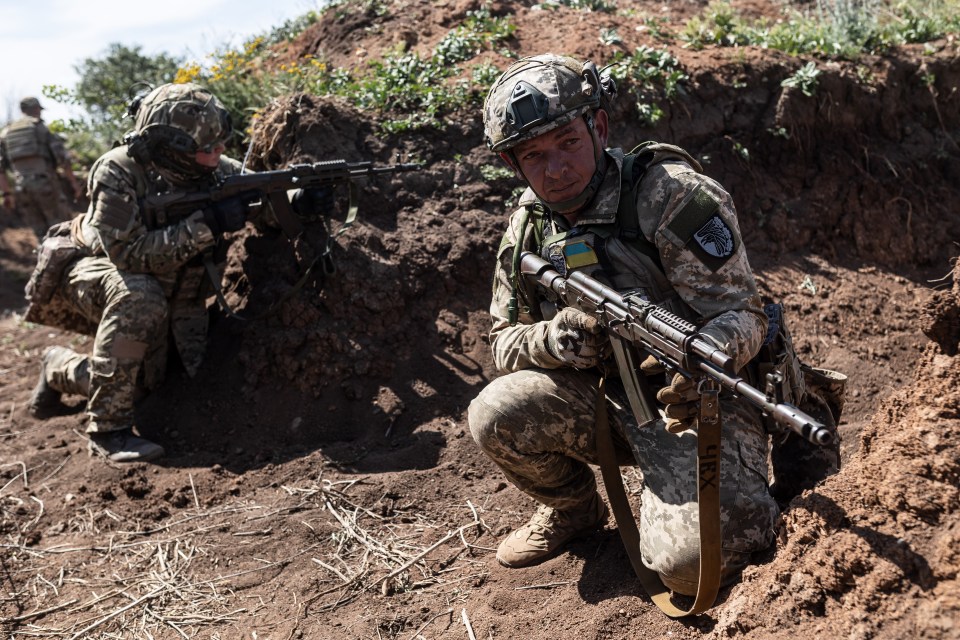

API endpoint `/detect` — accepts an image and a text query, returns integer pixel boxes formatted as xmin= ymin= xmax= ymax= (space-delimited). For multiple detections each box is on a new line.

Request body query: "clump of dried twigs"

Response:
xmin=283 ymin=477 xmax=493 ymax=614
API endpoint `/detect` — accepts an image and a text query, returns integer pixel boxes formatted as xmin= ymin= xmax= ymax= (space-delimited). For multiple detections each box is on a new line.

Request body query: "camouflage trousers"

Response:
xmin=43 ymin=256 xmax=171 ymax=433
xmin=468 ymin=367 xmax=779 ymax=594
xmin=14 ymin=172 xmax=72 ymax=239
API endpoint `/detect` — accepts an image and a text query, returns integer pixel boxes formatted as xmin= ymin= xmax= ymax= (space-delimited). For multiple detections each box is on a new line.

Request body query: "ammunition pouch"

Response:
xmin=24 ymin=219 xmax=82 ymax=304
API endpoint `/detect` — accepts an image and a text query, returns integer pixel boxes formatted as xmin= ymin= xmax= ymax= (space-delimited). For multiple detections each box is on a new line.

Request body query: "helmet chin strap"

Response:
xmin=522 ymin=113 xmax=607 ymax=215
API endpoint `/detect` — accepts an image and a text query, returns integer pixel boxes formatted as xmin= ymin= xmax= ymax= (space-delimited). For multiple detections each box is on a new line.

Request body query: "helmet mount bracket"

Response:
xmin=506 ymin=81 xmax=550 ymax=134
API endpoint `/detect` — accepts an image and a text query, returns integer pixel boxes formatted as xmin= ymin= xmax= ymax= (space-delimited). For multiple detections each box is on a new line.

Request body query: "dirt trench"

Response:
xmin=162 ymin=40 xmax=959 ymax=636
xmin=1 ymin=4 xmax=959 ymax=637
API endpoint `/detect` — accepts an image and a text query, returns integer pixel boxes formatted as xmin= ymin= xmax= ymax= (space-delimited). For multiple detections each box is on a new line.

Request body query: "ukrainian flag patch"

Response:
xmin=563 ymin=239 xmax=599 ymax=270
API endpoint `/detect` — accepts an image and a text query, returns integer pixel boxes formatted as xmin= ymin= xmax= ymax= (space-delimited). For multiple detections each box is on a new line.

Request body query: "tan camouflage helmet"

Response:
xmin=134 ymin=82 xmax=232 ymax=153
xmin=483 ymin=54 xmax=615 ymax=152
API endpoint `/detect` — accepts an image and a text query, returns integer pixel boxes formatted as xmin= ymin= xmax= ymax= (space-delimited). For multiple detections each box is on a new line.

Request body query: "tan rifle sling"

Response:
xmin=594 ymin=375 xmax=723 ymax=617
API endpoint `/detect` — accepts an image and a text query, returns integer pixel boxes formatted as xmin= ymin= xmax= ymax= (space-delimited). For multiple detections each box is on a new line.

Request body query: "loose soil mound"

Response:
xmin=718 ymin=259 xmax=960 ymax=639
xmin=1 ymin=1 xmax=958 ymax=638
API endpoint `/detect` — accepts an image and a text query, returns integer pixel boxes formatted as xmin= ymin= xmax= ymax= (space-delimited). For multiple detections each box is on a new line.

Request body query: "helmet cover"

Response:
xmin=134 ymin=82 xmax=232 ymax=153
xmin=483 ymin=54 xmax=613 ymax=152
xmin=131 ymin=83 xmax=232 ymax=180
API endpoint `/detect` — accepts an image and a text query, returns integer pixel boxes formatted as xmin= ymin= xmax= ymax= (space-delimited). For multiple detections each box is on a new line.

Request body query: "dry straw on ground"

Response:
xmin=2 ymin=471 xmax=492 ymax=638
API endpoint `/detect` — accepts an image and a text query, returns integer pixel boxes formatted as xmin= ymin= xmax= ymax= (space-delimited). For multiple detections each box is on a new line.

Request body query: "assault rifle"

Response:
xmin=143 ymin=158 xmax=422 ymax=244
xmin=143 ymin=158 xmax=421 ymax=317
xmin=519 ymin=251 xmax=834 ymax=446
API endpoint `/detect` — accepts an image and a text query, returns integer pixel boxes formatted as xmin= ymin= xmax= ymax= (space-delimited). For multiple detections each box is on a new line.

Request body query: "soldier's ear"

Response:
xmin=593 ymin=109 xmax=609 ymax=147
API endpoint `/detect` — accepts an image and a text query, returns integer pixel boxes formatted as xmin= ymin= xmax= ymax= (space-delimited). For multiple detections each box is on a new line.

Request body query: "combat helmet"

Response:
xmin=482 ymin=54 xmax=616 ymax=153
xmin=483 ymin=54 xmax=616 ymax=212
xmin=127 ymin=82 xmax=232 ymax=180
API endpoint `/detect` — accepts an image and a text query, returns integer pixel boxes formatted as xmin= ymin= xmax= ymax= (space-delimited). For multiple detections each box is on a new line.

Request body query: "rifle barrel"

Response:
xmin=699 ymin=362 xmax=834 ymax=445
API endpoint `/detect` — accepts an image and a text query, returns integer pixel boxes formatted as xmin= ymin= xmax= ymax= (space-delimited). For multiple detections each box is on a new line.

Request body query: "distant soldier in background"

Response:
xmin=0 ymin=96 xmax=84 ymax=238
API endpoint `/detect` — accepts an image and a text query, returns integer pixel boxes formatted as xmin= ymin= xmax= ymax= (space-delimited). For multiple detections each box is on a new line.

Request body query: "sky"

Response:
xmin=0 ymin=0 xmax=321 ymax=123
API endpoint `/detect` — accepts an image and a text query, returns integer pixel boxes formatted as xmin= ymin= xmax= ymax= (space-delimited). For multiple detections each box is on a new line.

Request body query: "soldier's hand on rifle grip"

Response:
xmin=657 ymin=373 xmax=699 ymax=433
xmin=291 ymin=186 xmax=335 ymax=222
xmin=545 ymin=307 xmax=610 ymax=369
xmin=203 ymin=194 xmax=250 ymax=235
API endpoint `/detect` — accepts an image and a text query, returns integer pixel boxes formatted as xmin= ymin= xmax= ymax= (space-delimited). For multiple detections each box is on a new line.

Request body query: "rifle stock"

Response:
xmin=519 ymin=251 xmax=834 ymax=446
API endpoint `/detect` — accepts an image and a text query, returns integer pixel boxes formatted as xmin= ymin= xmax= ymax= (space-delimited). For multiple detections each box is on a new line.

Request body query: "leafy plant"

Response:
xmin=480 ymin=164 xmax=515 ymax=181
xmin=434 ymin=8 xmax=516 ymax=67
xmin=639 ymin=16 xmax=674 ymax=41
xmin=162 ymin=13 xmax=324 ymax=152
xmin=471 ymin=62 xmax=503 ymax=88
xmin=606 ymin=45 xmax=688 ymax=126
xmin=854 ymin=64 xmax=876 ymax=85
xmin=535 ymin=0 xmax=615 ymax=11
xmin=178 ymin=5 xmax=515 ymax=136
xmin=782 ymin=61 xmax=822 ymax=97
xmin=599 ymin=28 xmax=623 ymax=46
xmin=681 ymin=0 xmax=960 ymax=60
xmin=682 ymin=2 xmax=751 ymax=49
xmin=733 ymin=141 xmax=750 ymax=161
xmin=635 ymin=102 xmax=665 ymax=127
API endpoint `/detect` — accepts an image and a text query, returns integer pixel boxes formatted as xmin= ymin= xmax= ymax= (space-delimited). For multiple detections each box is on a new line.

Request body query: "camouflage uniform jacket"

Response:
xmin=490 ymin=145 xmax=767 ymax=374
xmin=0 ymin=116 xmax=69 ymax=179
xmin=64 ymin=145 xmax=242 ymax=375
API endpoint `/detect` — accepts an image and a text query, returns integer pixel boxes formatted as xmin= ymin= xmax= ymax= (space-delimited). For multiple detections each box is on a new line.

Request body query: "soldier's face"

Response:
xmin=510 ymin=112 xmax=608 ymax=212
xmin=195 ymin=142 xmax=226 ymax=168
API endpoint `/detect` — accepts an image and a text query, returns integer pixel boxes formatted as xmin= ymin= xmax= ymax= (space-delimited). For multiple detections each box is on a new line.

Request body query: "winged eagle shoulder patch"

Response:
xmin=665 ymin=185 xmax=738 ymax=271
xmin=694 ymin=215 xmax=734 ymax=258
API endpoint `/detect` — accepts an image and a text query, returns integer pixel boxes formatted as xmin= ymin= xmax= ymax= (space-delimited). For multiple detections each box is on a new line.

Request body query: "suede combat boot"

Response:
xmin=27 ymin=348 xmax=66 ymax=418
xmin=28 ymin=347 xmax=90 ymax=418
xmin=88 ymin=429 xmax=165 ymax=463
xmin=496 ymin=493 xmax=608 ymax=568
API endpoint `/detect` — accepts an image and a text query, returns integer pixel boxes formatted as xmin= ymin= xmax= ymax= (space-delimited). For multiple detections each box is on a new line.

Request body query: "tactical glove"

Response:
xmin=657 ymin=373 xmax=700 ymax=433
xmin=203 ymin=194 xmax=250 ymax=235
xmin=640 ymin=355 xmax=700 ymax=433
xmin=546 ymin=307 xmax=610 ymax=369
xmin=291 ymin=186 xmax=335 ymax=221
xmin=639 ymin=354 xmax=667 ymax=377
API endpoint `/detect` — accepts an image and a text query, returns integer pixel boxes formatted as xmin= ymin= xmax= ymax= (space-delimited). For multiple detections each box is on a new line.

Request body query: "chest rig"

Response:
xmin=507 ymin=142 xmax=696 ymax=325
xmin=2 ymin=118 xmax=53 ymax=168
